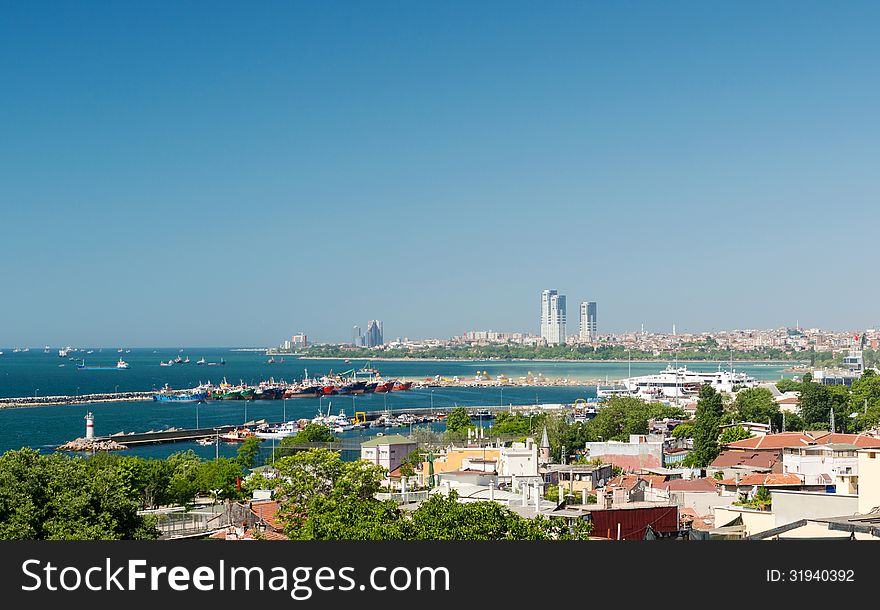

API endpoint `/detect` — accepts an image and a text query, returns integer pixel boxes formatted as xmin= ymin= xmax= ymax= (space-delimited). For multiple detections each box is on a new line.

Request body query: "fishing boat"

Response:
xmin=174 ymin=355 xmax=183 ymax=364
xmin=374 ymin=380 xmax=394 ymax=393
xmin=152 ymin=384 xmax=208 ymax=403
xmin=391 ymin=380 xmax=413 ymax=392
xmin=160 ymin=360 xmax=174 ymax=367
xmin=196 ymin=357 xmax=206 ymax=365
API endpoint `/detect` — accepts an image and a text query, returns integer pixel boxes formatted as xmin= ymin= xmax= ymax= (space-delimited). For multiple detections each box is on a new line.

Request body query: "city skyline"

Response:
xmin=3 ymin=2 xmax=880 ymax=346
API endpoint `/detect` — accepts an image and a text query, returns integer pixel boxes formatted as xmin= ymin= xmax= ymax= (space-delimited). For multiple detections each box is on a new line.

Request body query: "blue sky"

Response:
xmin=2 ymin=1 xmax=879 ymax=346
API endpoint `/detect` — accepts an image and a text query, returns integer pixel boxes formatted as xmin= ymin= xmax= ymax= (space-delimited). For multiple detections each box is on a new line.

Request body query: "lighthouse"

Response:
xmin=85 ymin=412 xmax=95 ymax=440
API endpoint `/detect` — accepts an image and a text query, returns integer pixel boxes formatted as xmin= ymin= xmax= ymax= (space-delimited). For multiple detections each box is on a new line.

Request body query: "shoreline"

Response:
xmin=295 ymin=356 xmax=802 ymax=364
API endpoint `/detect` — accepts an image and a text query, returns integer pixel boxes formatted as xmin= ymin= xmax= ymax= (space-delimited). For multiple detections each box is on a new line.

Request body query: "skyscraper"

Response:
xmin=540 ymin=289 xmax=566 ymax=345
xmin=352 ymin=325 xmax=363 ymax=347
xmin=579 ymin=301 xmax=597 ymax=342
xmin=366 ymin=320 xmax=384 ymax=347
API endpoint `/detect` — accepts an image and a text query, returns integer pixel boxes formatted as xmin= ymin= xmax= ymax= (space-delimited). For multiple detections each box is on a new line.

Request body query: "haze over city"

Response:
xmin=3 ymin=2 xmax=879 ymax=346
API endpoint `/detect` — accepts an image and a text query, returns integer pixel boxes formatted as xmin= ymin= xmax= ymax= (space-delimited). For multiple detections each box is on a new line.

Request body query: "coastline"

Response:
xmin=295 ymin=356 xmax=803 ymax=364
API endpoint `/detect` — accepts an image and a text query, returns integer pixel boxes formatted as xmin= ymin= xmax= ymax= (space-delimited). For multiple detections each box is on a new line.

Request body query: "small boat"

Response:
xmin=160 ymin=360 xmax=173 ymax=367
xmin=183 ymin=356 xmax=190 ymax=363
xmin=43 ymin=346 xmax=51 ymax=354
xmin=267 ymin=357 xmax=276 ymax=364
xmin=174 ymin=355 xmax=183 ymax=364
xmin=77 ymin=357 xmax=130 ymax=371
xmin=219 ymin=428 xmax=254 ymax=442
xmin=196 ymin=357 xmax=206 ymax=365
xmin=196 ymin=437 xmax=214 ymax=446
xmin=255 ymin=421 xmax=300 ymax=440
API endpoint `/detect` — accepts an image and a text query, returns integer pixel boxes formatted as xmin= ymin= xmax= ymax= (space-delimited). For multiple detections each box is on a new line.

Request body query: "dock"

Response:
xmin=75 ymin=403 xmax=577 ymax=449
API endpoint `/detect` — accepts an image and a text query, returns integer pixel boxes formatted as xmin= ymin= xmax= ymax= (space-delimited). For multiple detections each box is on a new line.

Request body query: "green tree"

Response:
xmin=733 ymin=387 xmax=782 ymax=430
xmin=445 ymin=407 xmax=472 ymax=433
xmin=775 ymin=378 xmax=802 ymax=393
xmin=236 ymin=436 xmax=263 ymax=470
xmin=686 ymin=384 xmax=724 ymax=467
xmin=671 ymin=423 xmax=694 ymax=439
xmin=273 ymin=449 xmax=386 ymax=536
xmin=0 ymin=449 xmax=159 ymax=540
xmin=719 ymin=425 xmax=752 ymax=444
xmin=405 ymin=492 xmax=591 ymax=540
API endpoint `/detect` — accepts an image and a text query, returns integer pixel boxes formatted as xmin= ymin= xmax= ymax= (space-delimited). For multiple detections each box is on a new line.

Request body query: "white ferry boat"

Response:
xmin=620 ymin=365 xmax=758 ymax=402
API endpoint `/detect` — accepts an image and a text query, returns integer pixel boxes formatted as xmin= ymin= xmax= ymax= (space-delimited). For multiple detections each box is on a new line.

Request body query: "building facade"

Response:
xmin=540 ymin=289 xmax=566 ymax=345
xmin=366 ymin=320 xmax=384 ymax=347
xmin=579 ymin=301 xmax=597 ymax=342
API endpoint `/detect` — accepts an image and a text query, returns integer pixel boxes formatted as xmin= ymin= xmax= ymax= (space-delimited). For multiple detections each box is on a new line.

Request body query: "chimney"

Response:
xmin=534 ymin=483 xmax=541 ymax=511
xmin=582 ymin=488 xmax=588 ymax=505
xmin=604 ymin=490 xmax=613 ymax=510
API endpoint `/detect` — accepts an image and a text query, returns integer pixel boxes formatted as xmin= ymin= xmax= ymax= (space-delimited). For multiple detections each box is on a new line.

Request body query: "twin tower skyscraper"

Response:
xmin=540 ymin=289 xmax=597 ymax=345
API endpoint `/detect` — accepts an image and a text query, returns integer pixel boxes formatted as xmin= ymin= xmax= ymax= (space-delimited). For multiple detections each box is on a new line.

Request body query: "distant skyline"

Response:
xmin=3 ymin=2 xmax=879 ymax=346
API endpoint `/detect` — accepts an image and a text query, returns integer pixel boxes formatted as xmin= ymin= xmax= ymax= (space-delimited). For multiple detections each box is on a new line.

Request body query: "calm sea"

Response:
xmin=0 ymin=348 xmax=791 ymax=459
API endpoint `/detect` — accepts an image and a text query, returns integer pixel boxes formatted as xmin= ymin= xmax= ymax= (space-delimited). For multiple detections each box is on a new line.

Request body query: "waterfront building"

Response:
xmin=366 ymin=320 xmax=384 ymax=347
xmin=579 ymin=301 xmax=597 ymax=342
xmin=291 ymin=333 xmax=308 ymax=350
xmin=540 ymin=289 xmax=566 ymax=345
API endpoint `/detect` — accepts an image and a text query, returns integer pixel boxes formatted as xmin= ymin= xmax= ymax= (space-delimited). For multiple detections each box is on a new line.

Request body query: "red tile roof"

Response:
xmin=710 ymin=450 xmax=779 ymax=470
xmin=716 ymin=473 xmax=802 ymax=487
xmin=250 ymin=500 xmax=283 ymax=530
xmin=660 ymin=478 xmax=719 ymax=493
xmin=724 ymin=431 xmax=880 ymax=451
xmin=724 ymin=432 xmax=817 ymax=450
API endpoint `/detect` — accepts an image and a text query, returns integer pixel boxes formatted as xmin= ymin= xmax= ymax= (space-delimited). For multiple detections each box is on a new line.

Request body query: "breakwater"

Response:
xmin=0 ymin=391 xmax=153 ymax=409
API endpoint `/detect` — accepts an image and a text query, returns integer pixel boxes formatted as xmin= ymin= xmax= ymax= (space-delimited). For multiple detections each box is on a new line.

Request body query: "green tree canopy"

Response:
xmin=686 ymin=384 xmax=724 ymax=467
xmin=445 ymin=407 xmax=473 ymax=433
xmin=719 ymin=425 xmax=752 ymax=444
xmin=733 ymin=387 xmax=782 ymax=430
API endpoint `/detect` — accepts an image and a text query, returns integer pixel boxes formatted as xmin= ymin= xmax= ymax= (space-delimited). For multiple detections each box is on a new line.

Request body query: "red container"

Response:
xmin=589 ymin=506 xmax=679 ymax=541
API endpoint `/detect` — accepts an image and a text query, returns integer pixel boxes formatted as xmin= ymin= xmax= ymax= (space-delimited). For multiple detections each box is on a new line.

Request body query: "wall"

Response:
xmin=584 ymin=440 xmax=664 ymax=471
xmin=858 ymin=450 xmax=880 ymax=514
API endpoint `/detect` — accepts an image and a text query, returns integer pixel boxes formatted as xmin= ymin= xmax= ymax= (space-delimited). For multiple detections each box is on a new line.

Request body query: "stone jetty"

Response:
xmin=57 ymin=437 xmax=128 ymax=452
xmin=0 ymin=391 xmax=153 ymax=409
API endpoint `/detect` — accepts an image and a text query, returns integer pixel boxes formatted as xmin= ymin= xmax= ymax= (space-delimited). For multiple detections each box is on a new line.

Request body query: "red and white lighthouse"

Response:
xmin=85 ymin=412 xmax=95 ymax=440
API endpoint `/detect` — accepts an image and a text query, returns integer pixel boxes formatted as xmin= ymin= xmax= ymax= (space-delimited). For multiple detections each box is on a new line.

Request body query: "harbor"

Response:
xmin=57 ymin=402 xmax=575 ymax=451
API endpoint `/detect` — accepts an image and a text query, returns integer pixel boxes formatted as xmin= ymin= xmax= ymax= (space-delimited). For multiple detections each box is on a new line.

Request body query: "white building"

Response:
xmin=782 ymin=443 xmax=859 ymax=491
xmin=541 ymin=289 xmax=566 ymax=345
xmin=579 ymin=301 xmax=597 ymax=342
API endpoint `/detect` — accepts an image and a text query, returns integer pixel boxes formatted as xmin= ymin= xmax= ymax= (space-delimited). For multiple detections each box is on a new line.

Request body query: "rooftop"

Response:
xmin=360 ymin=434 xmax=417 ymax=447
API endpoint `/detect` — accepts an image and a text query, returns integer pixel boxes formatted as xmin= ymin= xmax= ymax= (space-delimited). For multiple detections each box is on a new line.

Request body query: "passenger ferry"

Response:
xmin=619 ymin=365 xmax=758 ymax=402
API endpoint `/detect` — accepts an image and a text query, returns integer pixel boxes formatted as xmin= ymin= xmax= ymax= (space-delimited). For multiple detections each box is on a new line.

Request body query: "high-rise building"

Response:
xmin=291 ymin=333 xmax=308 ymax=349
xmin=579 ymin=301 xmax=597 ymax=342
xmin=540 ymin=289 xmax=566 ymax=345
xmin=366 ymin=320 xmax=384 ymax=347
xmin=352 ymin=325 xmax=363 ymax=346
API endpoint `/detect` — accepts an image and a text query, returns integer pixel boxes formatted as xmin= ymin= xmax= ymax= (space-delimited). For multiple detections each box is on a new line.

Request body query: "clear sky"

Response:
xmin=2 ymin=1 xmax=879 ymax=346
